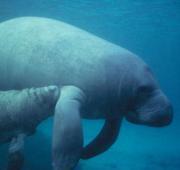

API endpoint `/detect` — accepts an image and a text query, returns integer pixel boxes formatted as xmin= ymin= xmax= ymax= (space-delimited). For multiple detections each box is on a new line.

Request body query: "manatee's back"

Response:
xmin=0 ymin=18 xmax=120 ymax=90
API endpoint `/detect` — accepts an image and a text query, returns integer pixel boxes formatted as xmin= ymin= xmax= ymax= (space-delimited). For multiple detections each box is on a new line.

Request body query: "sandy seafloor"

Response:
xmin=0 ymin=0 xmax=180 ymax=170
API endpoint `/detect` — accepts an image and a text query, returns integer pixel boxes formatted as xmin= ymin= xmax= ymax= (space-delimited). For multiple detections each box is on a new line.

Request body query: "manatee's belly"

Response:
xmin=0 ymin=112 xmax=27 ymax=143
xmin=0 ymin=117 xmax=32 ymax=144
xmin=80 ymin=100 xmax=110 ymax=119
xmin=81 ymin=111 xmax=106 ymax=119
xmin=0 ymin=121 xmax=35 ymax=144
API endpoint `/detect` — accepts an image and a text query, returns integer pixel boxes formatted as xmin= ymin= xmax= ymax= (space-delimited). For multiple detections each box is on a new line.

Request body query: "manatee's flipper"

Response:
xmin=52 ymin=86 xmax=86 ymax=170
xmin=81 ymin=118 xmax=121 ymax=159
xmin=7 ymin=134 xmax=26 ymax=170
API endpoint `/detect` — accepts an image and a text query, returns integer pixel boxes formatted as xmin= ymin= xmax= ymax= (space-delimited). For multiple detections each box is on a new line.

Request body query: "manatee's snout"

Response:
xmin=44 ymin=85 xmax=60 ymax=103
xmin=137 ymin=92 xmax=173 ymax=127
xmin=148 ymin=104 xmax=173 ymax=127
xmin=32 ymin=85 xmax=60 ymax=107
xmin=126 ymin=90 xmax=173 ymax=127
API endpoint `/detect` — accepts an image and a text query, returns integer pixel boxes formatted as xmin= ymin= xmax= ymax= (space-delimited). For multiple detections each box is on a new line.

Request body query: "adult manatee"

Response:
xmin=0 ymin=17 xmax=173 ymax=170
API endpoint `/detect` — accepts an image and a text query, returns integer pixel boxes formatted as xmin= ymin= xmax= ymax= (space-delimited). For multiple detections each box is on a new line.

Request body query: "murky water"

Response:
xmin=0 ymin=1 xmax=180 ymax=170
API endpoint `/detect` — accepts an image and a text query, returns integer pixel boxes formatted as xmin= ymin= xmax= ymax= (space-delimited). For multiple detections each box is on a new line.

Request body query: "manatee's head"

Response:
xmin=126 ymin=66 xmax=173 ymax=127
xmin=22 ymin=85 xmax=60 ymax=128
xmin=30 ymin=85 xmax=60 ymax=117
xmin=36 ymin=85 xmax=60 ymax=109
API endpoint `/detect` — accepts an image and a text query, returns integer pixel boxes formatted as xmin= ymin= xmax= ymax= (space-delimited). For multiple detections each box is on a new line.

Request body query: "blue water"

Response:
xmin=0 ymin=0 xmax=180 ymax=170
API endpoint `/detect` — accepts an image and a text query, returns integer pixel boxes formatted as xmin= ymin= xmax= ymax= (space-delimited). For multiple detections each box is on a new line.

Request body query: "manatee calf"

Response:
xmin=0 ymin=17 xmax=173 ymax=170
xmin=0 ymin=86 xmax=60 ymax=170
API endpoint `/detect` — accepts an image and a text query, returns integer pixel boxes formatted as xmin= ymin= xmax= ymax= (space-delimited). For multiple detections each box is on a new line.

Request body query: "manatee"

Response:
xmin=0 ymin=86 xmax=59 ymax=169
xmin=0 ymin=17 xmax=173 ymax=170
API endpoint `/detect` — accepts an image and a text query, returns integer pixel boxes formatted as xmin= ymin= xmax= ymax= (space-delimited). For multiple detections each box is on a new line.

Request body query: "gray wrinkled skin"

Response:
xmin=0 ymin=17 xmax=173 ymax=169
xmin=0 ymin=85 xmax=59 ymax=143
xmin=0 ymin=17 xmax=173 ymax=123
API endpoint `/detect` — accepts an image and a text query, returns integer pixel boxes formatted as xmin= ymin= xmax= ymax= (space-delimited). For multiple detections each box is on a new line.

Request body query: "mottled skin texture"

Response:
xmin=0 ymin=17 xmax=173 ymax=170
xmin=0 ymin=86 xmax=59 ymax=169
xmin=0 ymin=17 xmax=129 ymax=114
xmin=0 ymin=86 xmax=59 ymax=143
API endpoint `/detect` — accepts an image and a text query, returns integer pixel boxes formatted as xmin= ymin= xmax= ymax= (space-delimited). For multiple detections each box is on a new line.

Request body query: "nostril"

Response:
xmin=156 ymin=106 xmax=173 ymax=126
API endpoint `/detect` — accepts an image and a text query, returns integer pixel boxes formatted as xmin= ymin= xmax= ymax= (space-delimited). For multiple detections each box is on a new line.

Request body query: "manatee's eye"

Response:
xmin=135 ymin=85 xmax=154 ymax=102
xmin=137 ymin=85 xmax=153 ymax=94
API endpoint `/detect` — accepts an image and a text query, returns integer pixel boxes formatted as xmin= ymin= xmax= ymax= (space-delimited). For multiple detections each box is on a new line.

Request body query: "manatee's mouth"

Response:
xmin=138 ymin=105 xmax=172 ymax=127
xmin=126 ymin=88 xmax=173 ymax=127
xmin=126 ymin=104 xmax=173 ymax=127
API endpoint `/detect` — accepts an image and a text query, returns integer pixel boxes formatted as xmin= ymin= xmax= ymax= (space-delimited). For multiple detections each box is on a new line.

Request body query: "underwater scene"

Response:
xmin=0 ymin=0 xmax=180 ymax=170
